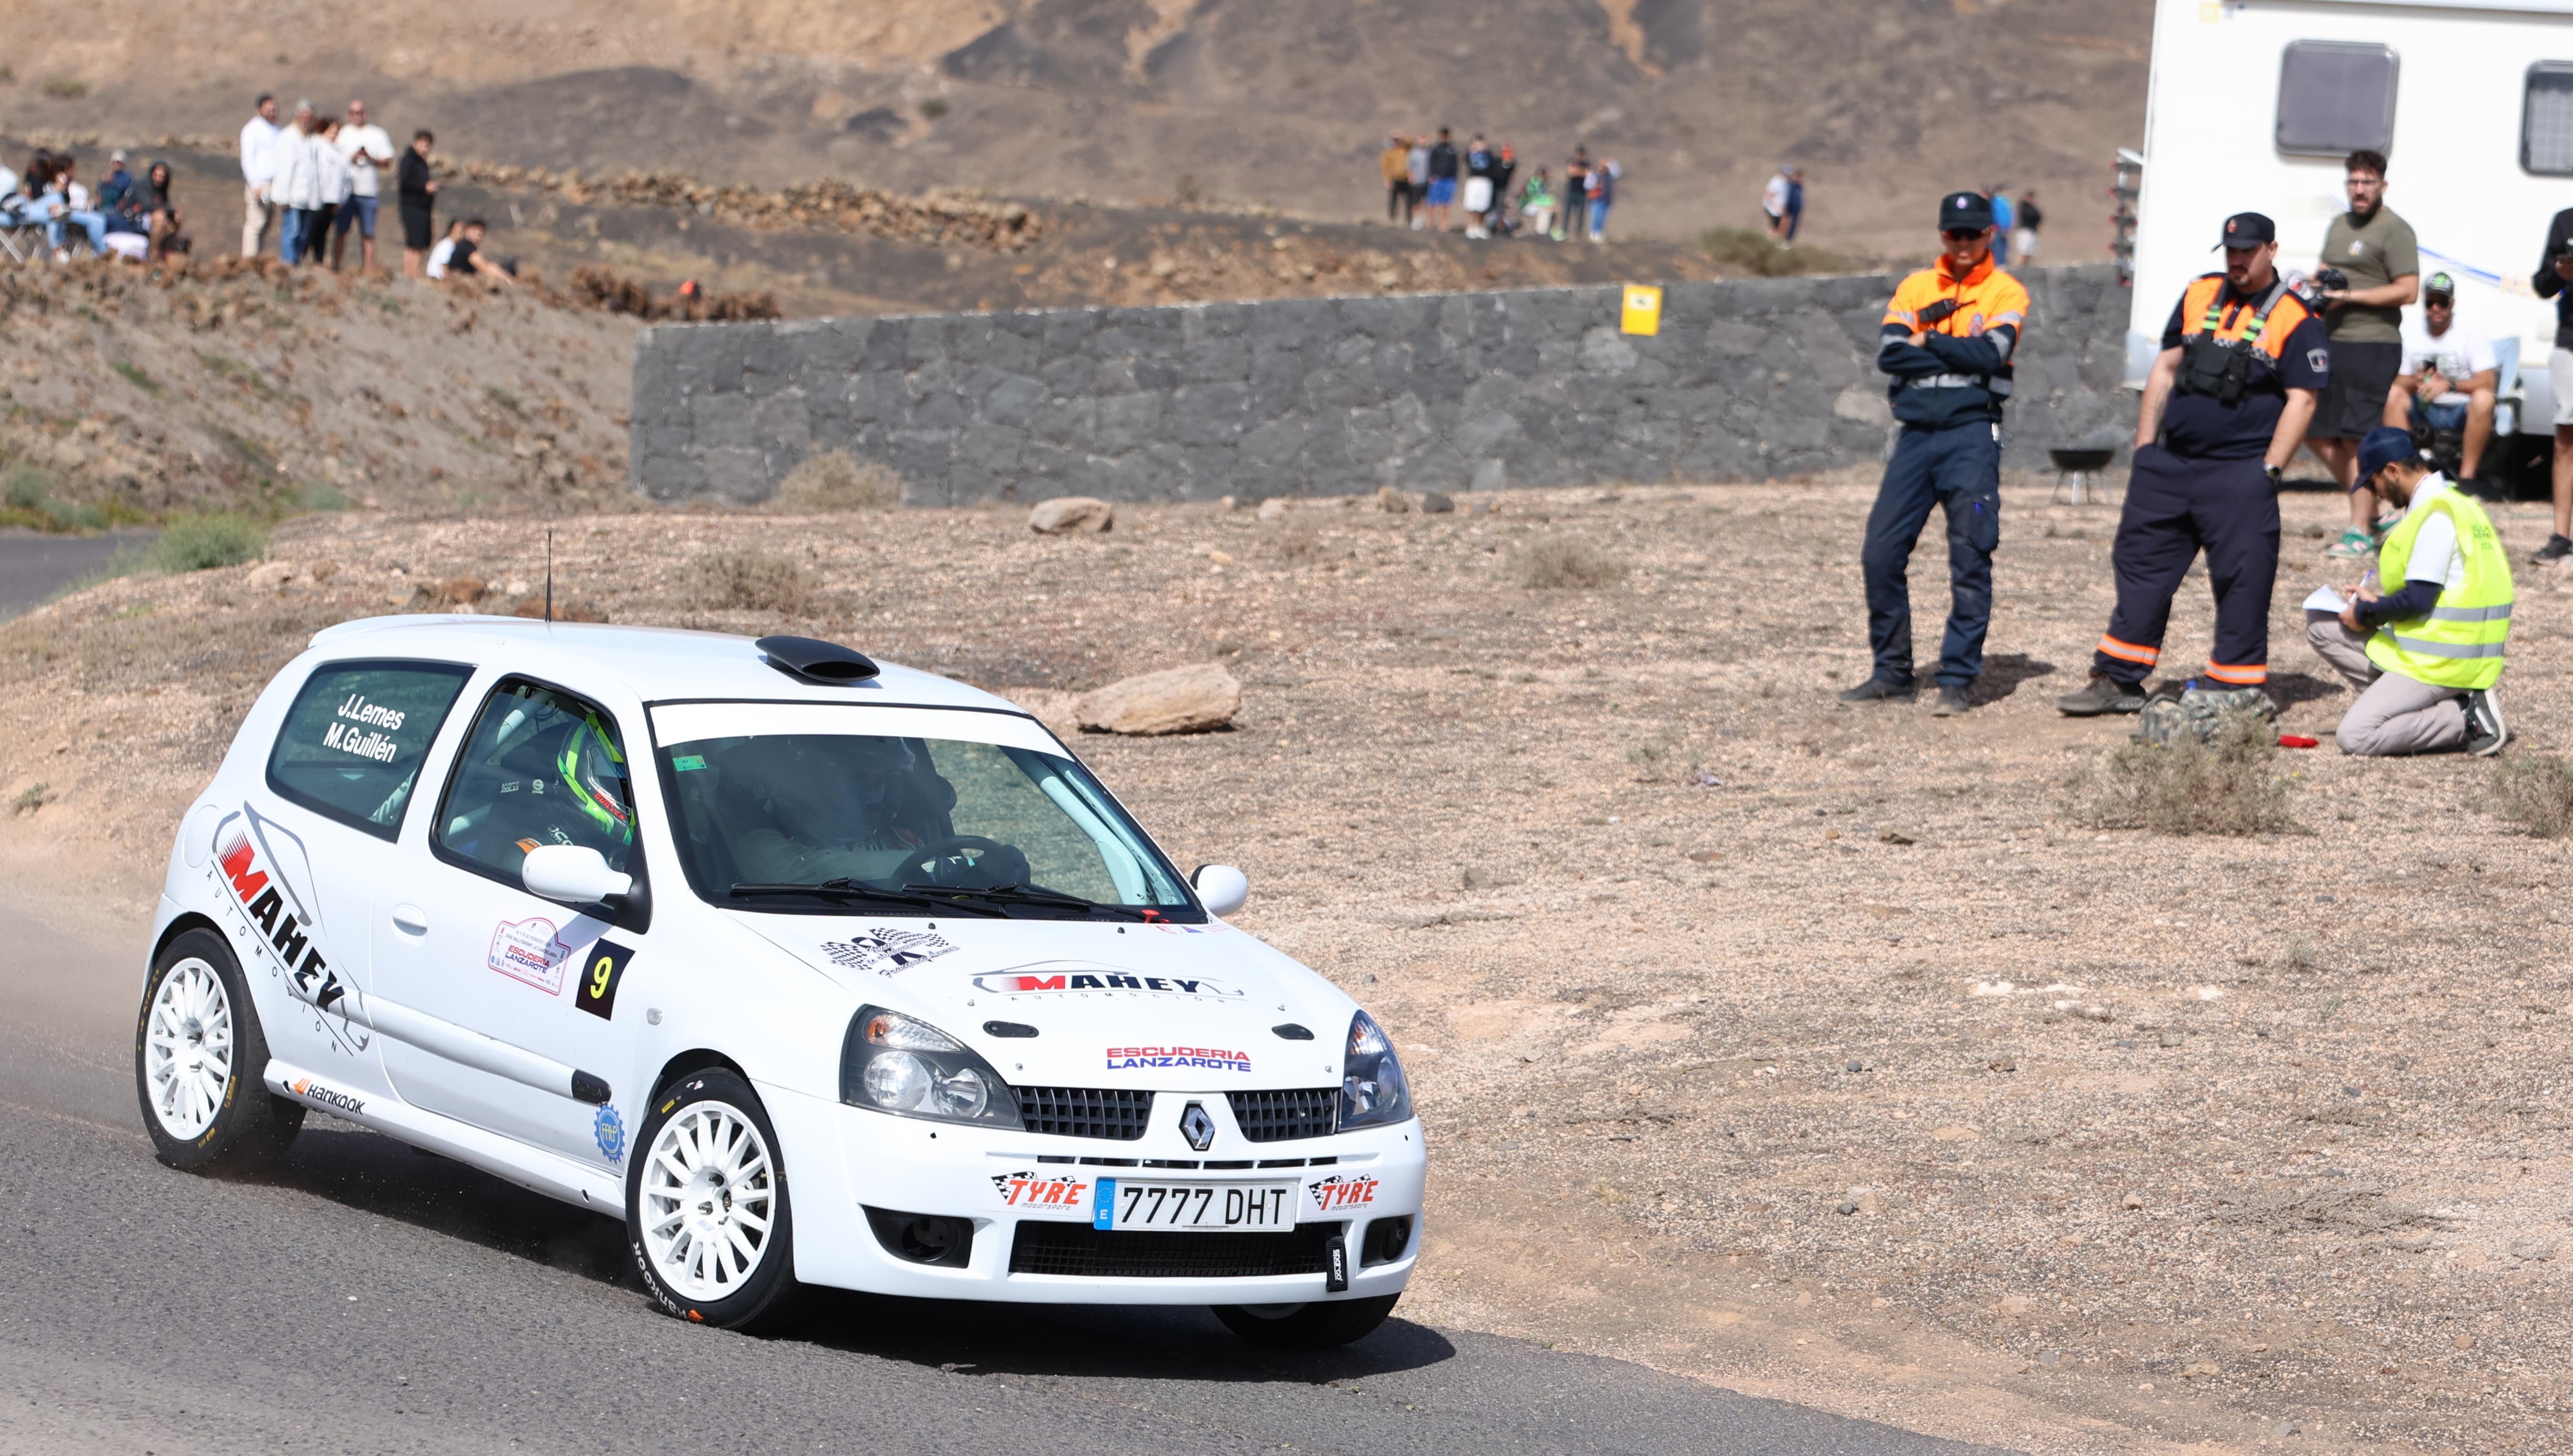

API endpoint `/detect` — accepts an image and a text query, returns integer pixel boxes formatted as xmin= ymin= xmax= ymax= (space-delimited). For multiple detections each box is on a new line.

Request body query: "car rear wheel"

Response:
xmin=626 ymin=1068 xmax=801 ymax=1331
xmin=134 ymin=928 xmax=304 ymax=1173
xmin=1212 ymin=1293 xmax=1401 ymax=1350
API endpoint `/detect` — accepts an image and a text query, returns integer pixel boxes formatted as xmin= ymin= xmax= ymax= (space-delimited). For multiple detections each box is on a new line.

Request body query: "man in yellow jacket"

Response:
xmin=2305 ymin=426 xmax=2511 ymax=756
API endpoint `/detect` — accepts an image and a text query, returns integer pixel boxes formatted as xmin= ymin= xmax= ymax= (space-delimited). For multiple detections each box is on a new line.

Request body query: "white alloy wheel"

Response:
xmin=144 ymin=958 xmax=235 ymax=1140
xmin=639 ymin=1101 xmax=778 ymax=1302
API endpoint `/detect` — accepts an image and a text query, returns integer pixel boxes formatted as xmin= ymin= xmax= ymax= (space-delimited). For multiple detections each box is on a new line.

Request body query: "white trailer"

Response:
xmin=2130 ymin=0 xmax=2573 ymax=473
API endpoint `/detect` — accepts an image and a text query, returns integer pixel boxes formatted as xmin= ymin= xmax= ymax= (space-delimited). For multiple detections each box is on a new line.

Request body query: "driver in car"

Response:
xmin=720 ymin=737 xmax=990 ymax=886
xmin=478 ymin=711 xmax=635 ymax=875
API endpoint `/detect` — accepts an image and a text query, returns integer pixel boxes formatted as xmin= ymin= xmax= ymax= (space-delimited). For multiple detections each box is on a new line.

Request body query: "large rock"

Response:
xmin=1029 ymin=496 xmax=1115 ymax=534
xmin=1075 ymin=664 xmax=1242 ymax=735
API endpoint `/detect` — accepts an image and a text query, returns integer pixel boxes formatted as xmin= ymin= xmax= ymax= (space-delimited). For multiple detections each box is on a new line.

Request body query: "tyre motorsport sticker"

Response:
xmin=972 ymin=970 xmax=1246 ymax=999
xmin=1307 ymin=1173 xmax=1380 ymax=1213
xmin=992 ymin=1170 xmax=1092 ymax=1211
xmin=288 ymin=1076 xmax=366 ymax=1117
xmin=210 ymin=806 xmax=369 ymax=1056
xmin=1104 ymin=1045 xmax=1253 ymax=1073
xmin=488 ymin=917 xmax=576 ymax=994
xmin=594 ymin=1103 xmax=627 ymax=1163
xmin=820 ymin=927 xmax=956 ymax=977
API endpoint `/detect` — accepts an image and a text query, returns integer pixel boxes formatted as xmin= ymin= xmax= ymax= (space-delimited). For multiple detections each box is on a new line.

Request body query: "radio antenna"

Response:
xmin=545 ymin=529 xmax=555 ymax=624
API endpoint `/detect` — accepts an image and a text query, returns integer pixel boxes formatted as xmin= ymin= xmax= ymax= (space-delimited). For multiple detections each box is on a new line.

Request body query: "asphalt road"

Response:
xmin=0 ymin=529 xmax=155 ymax=620
xmin=0 ymin=897 xmax=2015 ymax=1456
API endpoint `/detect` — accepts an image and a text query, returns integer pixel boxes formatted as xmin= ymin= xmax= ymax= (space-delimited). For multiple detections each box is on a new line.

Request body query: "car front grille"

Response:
xmin=1013 ymin=1086 xmax=1154 ymax=1141
xmin=1227 ymin=1088 xmax=1338 ymax=1142
xmin=1008 ymin=1221 xmax=1339 ymax=1278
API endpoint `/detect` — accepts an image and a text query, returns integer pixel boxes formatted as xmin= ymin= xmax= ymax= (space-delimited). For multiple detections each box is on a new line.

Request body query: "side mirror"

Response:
xmin=523 ymin=844 xmax=633 ymax=905
xmin=1192 ymin=863 xmax=1249 ymax=918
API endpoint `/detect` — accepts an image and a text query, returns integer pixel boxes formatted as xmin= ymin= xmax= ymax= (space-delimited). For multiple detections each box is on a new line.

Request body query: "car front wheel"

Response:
xmin=1212 ymin=1293 xmax=1401 ymax=1350
xmin=134 ymin=928 xmax=304 ymax=1173
xmin=626 ymin=1068 xmax=800 ymax=1331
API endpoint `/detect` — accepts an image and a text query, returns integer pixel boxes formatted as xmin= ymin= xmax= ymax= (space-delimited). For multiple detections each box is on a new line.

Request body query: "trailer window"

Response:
xmin=2527 ymin=64 xmax=2573 ymax=176
xmin=2276 ymin=42 xmax=2398 ymax=156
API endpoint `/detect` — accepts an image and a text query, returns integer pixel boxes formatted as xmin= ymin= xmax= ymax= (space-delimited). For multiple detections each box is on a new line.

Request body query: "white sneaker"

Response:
xmin=2464 ymin=688 xmax=2507 ymax=757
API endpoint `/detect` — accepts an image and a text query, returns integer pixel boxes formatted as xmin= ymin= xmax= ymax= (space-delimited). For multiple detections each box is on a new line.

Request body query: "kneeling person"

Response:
xmin=2306 ymin=426 xmax=2511 ymax=756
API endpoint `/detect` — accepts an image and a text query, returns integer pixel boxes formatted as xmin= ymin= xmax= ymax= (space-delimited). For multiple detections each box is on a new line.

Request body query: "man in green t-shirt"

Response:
xmin=2310 ymin=148 xmax=2421 ymax=559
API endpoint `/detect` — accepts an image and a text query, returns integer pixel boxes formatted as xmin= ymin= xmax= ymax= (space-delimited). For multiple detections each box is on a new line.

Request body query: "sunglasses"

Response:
xmin=1941 ymin=228 xmax=1985 ymax=241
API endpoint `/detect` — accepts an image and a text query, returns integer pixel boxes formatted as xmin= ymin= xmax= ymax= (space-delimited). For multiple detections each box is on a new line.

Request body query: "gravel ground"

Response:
xmin=5 ymin=479 xmax=2568 ymax=1454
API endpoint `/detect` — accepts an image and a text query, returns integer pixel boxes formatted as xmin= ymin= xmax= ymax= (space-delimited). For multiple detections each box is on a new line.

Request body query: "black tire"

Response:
xmin=134 ymin=927 xmax=304 ymax=1174
xmin=625 ymin=1068 xmax=802 ymax=1331
xmin=1212 ymin=1293 xmax=1401 ymax=1350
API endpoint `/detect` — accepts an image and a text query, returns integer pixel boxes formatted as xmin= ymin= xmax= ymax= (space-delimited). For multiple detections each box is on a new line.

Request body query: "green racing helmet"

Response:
xmin=555 ymin=711 xmax=634 ymax=845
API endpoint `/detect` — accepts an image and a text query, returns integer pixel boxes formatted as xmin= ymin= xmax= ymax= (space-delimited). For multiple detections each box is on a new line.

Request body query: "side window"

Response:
xmin=266 ymin=660 xmax=474 ymax=839
xmin=2526 ymin=63 xmax=2573 ymax=176
xmin=2276 ymin=41 xmax=2397 ymax=156
xmin=434 ymin=680 xmax=640 ymax=885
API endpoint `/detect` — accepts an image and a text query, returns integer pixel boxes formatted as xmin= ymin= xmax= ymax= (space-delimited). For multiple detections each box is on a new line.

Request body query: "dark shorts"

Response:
xmin=2313 ymin=338 xmax=2400 ymax=439
xmin=400 ymin=200 xmax=434 ymax=251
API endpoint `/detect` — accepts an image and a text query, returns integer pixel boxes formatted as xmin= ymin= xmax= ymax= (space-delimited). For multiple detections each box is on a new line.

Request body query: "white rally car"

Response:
xmin=138 ymin=618 xmax=1421 ymax=1345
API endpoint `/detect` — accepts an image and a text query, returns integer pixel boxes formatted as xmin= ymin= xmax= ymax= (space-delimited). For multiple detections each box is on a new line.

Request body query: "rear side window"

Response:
xmin=266 ymin=660 xmax=475 ymax=839
xmin=2526 ymin=63 xmax=2573 ymax=175
xmin=2276 ymin=41 xmax=2398 ymax=156
xmin=435 ymin=679 xmax=641 ymax=885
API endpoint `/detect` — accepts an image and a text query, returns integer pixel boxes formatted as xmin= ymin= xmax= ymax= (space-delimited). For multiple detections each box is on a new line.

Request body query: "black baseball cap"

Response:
xmin=2425 ymin=270 xmax=2457 ymax=299
xmin=2217 ymin=212 xmax=2276 ymax=248
xmin=1939 ymin=192 xmax=1994 ymax=233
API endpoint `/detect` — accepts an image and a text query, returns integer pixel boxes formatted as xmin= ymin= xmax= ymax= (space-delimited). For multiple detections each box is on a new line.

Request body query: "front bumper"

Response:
xmin=762 ymin=1081 xmax=1427 ymax=1304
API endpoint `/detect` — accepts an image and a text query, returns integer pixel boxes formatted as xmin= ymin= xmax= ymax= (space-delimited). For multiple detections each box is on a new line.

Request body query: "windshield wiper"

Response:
xmin=728 ymin=880 xmax=1004 ymax=915
xmin=899 ymin=882 xmax=1148 ymax=919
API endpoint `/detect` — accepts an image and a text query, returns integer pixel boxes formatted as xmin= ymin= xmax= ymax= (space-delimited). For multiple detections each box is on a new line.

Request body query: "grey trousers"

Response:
xmin=2304 ymin=612 xmax=2468 ymax=755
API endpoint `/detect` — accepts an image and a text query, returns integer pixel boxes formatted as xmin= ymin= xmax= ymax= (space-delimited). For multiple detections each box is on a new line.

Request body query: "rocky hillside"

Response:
xmin=3 ymin=0 xmax=2147 ymax=263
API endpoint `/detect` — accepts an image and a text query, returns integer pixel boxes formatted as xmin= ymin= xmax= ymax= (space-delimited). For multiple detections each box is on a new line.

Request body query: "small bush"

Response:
xmin=1509 ymin=534 xmax=1627 ymax=589
xmin=2074 ymin=717 xmax=2298 ymax=836
xmin=148 ymin=514 xmax=268 ymax=573
xmin=3 ymin=463 xmax=49 ymax=511
xmin=4 ymin=463 xmax=106 ymax=531
xmin=920 ymin=97 xmax=951 ymax=120
xmin=775 ymin=450 xmax=901 ymax=512
xmin=1698 ymin=226 xmax=1855 ymax=278
xmin=301 ymin=481 xmax=350 ymax=511
xmin=1275 ymin=517 xmax=1324 ymax=565
xmin=112 ymin=361 xmax=162 ymax=395
xmin=10 ymin=781 xmax=48 ymax=816
xmin=689 ymin=549 xmax=814 ymax=615
xmin=39 ymin=76 xmax=86 ymax=99
xmin=2492 ymin=755 xmax=2573 ymax=838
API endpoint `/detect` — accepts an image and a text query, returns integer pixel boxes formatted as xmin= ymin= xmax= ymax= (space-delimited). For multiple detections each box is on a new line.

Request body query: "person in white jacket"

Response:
xmin=239 ymin=94 xmax=282 ymax=257
xmin=309 ymin=118 xmax=351 ymax=263
xmin=272 ymin=102 xmax=322 ymax=264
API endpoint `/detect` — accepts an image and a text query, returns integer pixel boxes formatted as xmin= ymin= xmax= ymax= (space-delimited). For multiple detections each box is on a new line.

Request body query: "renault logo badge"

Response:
xmin=1178 ymin=1101 xmax=1217 ymax=1152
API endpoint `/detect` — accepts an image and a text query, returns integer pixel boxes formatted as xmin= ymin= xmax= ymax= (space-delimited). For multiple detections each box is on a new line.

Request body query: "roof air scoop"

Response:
xmin=755 ymin=635 xmax=882 ymax=686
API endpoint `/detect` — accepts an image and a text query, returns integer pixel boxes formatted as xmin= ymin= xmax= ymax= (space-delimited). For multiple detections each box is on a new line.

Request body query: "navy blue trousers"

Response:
xmin=2091 ymin=445 xmax=2279 ymax=688
xmin=1861 ymin=421 xmax=2001 ymax=687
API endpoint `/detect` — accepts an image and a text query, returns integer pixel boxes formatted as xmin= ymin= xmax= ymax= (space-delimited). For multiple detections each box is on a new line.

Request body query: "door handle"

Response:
xmin=389 ymin=903 xmax=430 ymax=936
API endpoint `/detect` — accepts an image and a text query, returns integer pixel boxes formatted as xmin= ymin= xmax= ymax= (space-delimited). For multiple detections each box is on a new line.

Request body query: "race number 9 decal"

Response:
xmin=575 ymin=939 xmax=635 ymax=1020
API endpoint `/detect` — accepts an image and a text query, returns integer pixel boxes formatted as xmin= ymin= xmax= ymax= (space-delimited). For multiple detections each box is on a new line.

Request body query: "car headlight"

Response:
xmin=1339 ymin=1009 xmax=1411 ymax=1131
xmin=840 ymin=1006 xmax=1023 ymax=1129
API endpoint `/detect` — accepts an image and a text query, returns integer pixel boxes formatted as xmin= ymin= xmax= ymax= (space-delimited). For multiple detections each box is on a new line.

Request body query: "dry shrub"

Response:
xmin=1697 ymin=226 xmax=1856 ymax=278
xmin=1509 ymin=534 xmax=1627 ymax=589
xmin=565 ymin=266 xmax=780 ymax=323
xmin=2074 ymin=717 xmax=2298 ymax=836
xmin=776 ymin=451 xmax=901 ymax=512
xmin=2491 ymin=756 xmax=2573 ymax=837
xmin=689 ymin=549 xmax=814 ymax=615
xmin=1275 ymin=517 xmax=1324 ymax=565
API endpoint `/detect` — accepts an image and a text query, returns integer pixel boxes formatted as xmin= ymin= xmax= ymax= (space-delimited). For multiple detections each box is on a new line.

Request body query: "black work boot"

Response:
xmin=1837 ymin=675 xmax=1918 ymax=703
xmin=1929 ymin=684 xmax=1971 ymax=717
xmin=2057 ymin=673 xmax=2147 ymax=717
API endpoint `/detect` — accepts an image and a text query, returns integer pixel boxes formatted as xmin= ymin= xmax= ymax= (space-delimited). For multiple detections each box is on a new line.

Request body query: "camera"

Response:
xmin=2313 ymin=267 xmax=2349 ymax=294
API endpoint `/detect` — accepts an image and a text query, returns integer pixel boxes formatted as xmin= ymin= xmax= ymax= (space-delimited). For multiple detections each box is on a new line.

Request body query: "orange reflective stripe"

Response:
xmin=2097 ymin=636 xmax=2161 ymax=665
xmin=2202 ymin=661 xmax=2269 ymax=685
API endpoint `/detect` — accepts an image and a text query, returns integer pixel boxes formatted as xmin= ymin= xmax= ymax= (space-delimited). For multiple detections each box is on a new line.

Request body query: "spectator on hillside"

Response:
xmin=1488 ymin=145 xmax=1518 ymax=237
xmin=1560 ymin=149 xmax=1590 ymax=243
xmin=1424 ymin=127 xmax=1458 ymax=232
xmin=1989 ymin=185 xmax=2016 ymax=265
xmin=444 ymin=216 xmax=517 ymax=287
xmin=1783 ymin=165 xmax=1805 ymax=242
xmin=1519 ymin=167 xmax=1557 ymax=238
xmin=273 ymin=101 xmax=323 ymax=263
xmin=333 ymin=99 xmax=395 ymax=273
xmin=1586 ymin=158 xmax=1619 ymax=243
xmin=137 ymin=159 xmax=187 ymax=259
xmin=1380 ymin=135 xmax=1413 ymax=226
xmin=1462 ymin=134 xmax=1495 ymax=239
xmin=399 ymin=130 xmax=439 ymax=279
xmin=309 ymin=118 xmax=350 ymax=262
xmin=4 ymin=153 xmax=54 ymax=233
xmin=425 ymin=217 xmax=463 ymax=278
xmin=2014 ymin=189 xmax=2043 ymax=263
xmin=41 ymin=155 xmax=111 ymax=259
xmin=97 ymin=152 xmax=136 ymax=215
xmin=1764 ymin=164 xmax=1794 ymax=242
xmin=239 ymin=93 xmax=282 ymax=258
xmin=1404 ymin=134 xmax=1429 ymax=232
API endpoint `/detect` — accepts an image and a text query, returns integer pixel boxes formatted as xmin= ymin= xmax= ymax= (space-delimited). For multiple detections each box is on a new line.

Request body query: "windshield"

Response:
xmin=654 ymin=709 xmax=1198 ymax=919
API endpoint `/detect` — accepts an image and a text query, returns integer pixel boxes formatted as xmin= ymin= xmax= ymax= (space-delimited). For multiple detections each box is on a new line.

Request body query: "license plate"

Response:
xmin=1092 ymin=1179 xmax=1296 ymax=1232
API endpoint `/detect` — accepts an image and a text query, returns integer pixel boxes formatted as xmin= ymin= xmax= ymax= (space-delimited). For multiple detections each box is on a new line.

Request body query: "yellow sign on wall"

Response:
xmin=1620 ymin=285 xmax=1664 ymax=336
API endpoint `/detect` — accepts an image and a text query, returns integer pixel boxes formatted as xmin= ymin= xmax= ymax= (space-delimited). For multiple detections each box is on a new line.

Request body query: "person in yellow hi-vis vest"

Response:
xmin=2304 ymin=425 xmax=2511 ymax=756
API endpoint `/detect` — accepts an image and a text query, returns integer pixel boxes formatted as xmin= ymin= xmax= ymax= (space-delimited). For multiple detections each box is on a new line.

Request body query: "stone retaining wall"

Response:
xmin=629 ymin=264 xmax=2135 ymax=505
